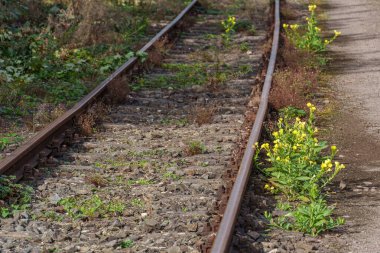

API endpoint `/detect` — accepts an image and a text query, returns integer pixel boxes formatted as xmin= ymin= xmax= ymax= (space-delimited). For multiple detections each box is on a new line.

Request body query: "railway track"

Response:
xmin=0 ymin=0 xmax=280 ymax=252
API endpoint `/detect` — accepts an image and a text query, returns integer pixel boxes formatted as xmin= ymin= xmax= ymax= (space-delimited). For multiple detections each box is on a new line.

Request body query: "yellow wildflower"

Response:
xmin=324 ymin=39 xmax=329 ymax=45
xmin=334 ymin=30 xmax=341 ymax=36
xmin=308 ymin=4 xmax=317 ymax=12
xmin=315 ymin=27 xmax=321 ymax=32
xmin=331 ymin=145 xmax=337 ymax=152
xmin=307 ymin=102 xmax=313 ymax=108
xmin=273 ymin=131 xmax=279 ymax=138
xmin=283 ymin=23 xmax=289 ymax=29
xmin=290 ymin=24 xmax=299 ymax=30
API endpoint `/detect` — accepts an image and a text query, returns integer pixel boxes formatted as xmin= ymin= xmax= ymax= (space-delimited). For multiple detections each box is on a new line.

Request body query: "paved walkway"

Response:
xmin=326 ymin=0 xmax=380 ymax=251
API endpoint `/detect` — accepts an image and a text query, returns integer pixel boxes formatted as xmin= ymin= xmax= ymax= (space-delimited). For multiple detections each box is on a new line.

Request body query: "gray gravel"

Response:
xmin=0 ymin=7 xmax=269 ymax=253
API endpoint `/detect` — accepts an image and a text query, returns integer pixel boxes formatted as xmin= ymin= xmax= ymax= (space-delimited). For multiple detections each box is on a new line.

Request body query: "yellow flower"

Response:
xmin=276 ymin=156 xmax=281 ymax=161
xmin=273 ymin=131 xmax=279 ymax=138
xmin=331 ymin=145 xmax=337 ymax=152
xmin=308 ymin=4 xmax=317 ymax=12
xmin=290 ymin=24 xmax=299 ymax=30
xmin=324 ymin=39 xmax=329 ymax=45
xmin=315 ymin=27 xmax=321 ymax=32
xmin=261 ymin=143 xmax=270 ymax=150
xmin=292 ymin=146 xmax=297 ymax=151
xmin=334 ymin=30 xmax=341 ymax=36
xmin=314 ymin=127 xmax=319 ymax=133
xmin=310 ymin=106 xmax=316 ymax=112
xmin=307 ymin=102 xmax=313 ymax=108
xmin=283 ymin=23 xmax=289 ymax=29
xmin=264 ymin=184 xmax=270 ymax=189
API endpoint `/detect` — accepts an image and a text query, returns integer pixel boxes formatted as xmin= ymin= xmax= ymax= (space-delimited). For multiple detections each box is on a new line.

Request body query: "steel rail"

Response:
xmin=210 ymin=0 xmax=280 ymax=252
xmin=0 ymin=0 xmax=199 ymax=177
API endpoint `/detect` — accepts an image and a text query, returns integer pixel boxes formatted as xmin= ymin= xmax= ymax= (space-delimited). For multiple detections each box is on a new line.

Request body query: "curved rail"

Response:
xmin=0 ymin=0 xmax=199 ymax=178
xmin=210 ymin=0 xmax=280 ymax=252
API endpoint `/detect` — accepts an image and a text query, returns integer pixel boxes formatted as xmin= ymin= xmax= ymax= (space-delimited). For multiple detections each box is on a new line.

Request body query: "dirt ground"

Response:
xmin=322 ymin=0 xmax=380 ymax=252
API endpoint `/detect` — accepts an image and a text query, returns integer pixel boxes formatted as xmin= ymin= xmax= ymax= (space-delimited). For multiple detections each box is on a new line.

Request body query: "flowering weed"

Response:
xmin=258 ymin=103 xmax=346 ymax=235
xmin=283 ymin=4 xmax=341 ymax=53
xmin=221 ymin=16 xmax=236 ymax=46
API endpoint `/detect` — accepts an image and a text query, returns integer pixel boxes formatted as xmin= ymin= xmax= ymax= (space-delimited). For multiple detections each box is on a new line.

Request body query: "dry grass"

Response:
xmin=188 ymin=103 xmax=216 ymax=125
xmin=105 ymin=75 xmax=130 ymax=104
xmin=25 ymin=104 xmax=67 ymax=131
xmin=270 ymin=38 xmax=320 ymax=111
xmin=85 ymin=174 xmax=108 ymax=187
xmin=76 ymin=102 xmax=108 ymax=135
xmin=147 ymin=37 xmax=170 ymax=67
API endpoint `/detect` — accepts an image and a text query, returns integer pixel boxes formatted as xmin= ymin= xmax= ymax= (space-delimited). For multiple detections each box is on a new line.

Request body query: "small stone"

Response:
xmin=63 ymin=245 xmax=76 ymax=253
xmin=268 ymin=249 xmax=280 ymax=253
xmin=187 ymin=223 xmax=198 ymax=232
xmin=15 ymin=225 xmax=25 ymax=232
xmin=145 ymin=219 xmax=158 ymax=227
xmin=105 ymin=240 xmax=118 ymax=247
xmin=41 ymin=229 xmax=54 ymax=243
xmin=339 ymin=180 xmax=347 ymax=190
xmin=168 ymin=246 xmax=181 ymax=253
xmin=247 ymin=230 xmax=260 ymax=240
xmin=49 ymin=193 xmax=61 ymax=205
xmin=141 ymin=213 xmax=148 ymax=218
xmin=363 ymin=181 xmax=373 ymax=186
xmin=37 ymin=184 xmax=47 ymax=191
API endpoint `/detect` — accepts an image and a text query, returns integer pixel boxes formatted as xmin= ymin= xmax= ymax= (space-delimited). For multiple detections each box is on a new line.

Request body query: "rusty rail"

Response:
xmin=0 ymin=0 xmax=199 ymax=178
xmin=210 ymin=0 xmax=280 ymax=252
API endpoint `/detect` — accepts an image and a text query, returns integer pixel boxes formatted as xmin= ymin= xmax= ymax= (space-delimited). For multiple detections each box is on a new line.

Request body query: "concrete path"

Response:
xmin=326 ymin=0 xmax=380 ymax=252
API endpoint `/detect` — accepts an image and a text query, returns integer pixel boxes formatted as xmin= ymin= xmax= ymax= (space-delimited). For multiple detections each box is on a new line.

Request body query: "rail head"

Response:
xmin=0 ymin=0 xmax=199 ymax=177
xmin=210 ymin=0 xmax=280 ymax=252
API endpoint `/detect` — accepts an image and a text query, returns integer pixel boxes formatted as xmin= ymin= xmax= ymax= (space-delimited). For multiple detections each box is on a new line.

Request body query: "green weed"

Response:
xmin=185 ymin=141 xmax=207 ymax=156
xmin=130 ymin=198 xmax=144 ymax=208
xmin=120 ymin=239 xmax=134 ymax=248
xmin=0 ymin=175 xmax=32 ymax=218
xmin=221 ymin=16 xmax=236 ymax=46
xmin=283 ymin=4 xmax=340 ymax=53
xmin=0 ymin=133 xmax=23 ymax=151
xmin=258 ymin=103 xmax=345 ymax=235
xmin=58 ymin=194 xmax=125 ymax=219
